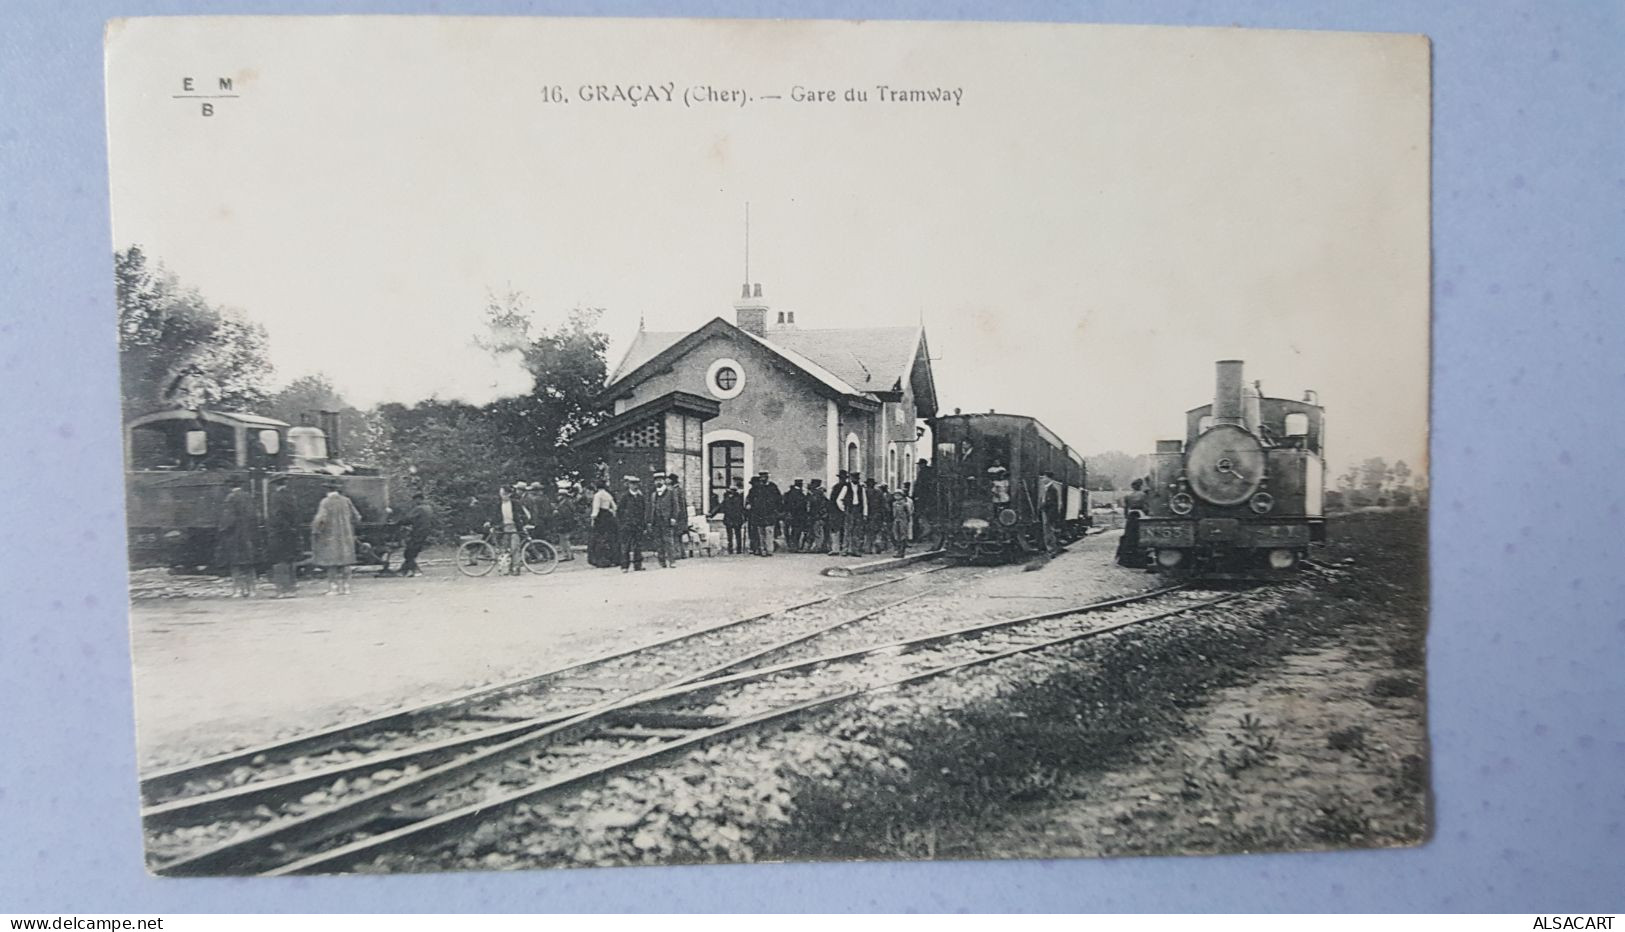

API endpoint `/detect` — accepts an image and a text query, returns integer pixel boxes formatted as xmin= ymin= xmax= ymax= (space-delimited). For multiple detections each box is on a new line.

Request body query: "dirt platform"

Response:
xmin=126 ymin=532 xmax=1156 ymax=772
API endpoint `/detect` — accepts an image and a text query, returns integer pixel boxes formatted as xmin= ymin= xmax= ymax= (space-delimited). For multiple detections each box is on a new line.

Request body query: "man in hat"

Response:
xmin=827 ymin=470 xmax=851 ymax=555
xmin=553 ymin=480 xmax=583 ymax=562
xmin=1040 ymin=470 xmax=1063 ymax=553
xmin=521 ymin=481 xmax=553 ymax=546
xmin=396 ymin=491 xmax=436 ymax=577
xmin=761 ymin=471 xmax=783 ymax=552
xmin=710 ymin=476 xmax=747 ymax=554
xmin=841 ymin=471 xmax=867 ymax=556
xmin=616 ymin=476 xmax=648 ymax=571
xmin=890 ymin=488 xmax=915 ymax=558
xmin=266 ymin=475 xmax=302 ymax=597
xmin=665 ymin=473 xmax=690 ymax=560
xmin=745 ymin=473 xmax=777 ymax=556
xmin=863 ymin=477 xmax=885 ymax=554
xmin=496 ymin=485 xmax=525 ymax=575
xmin=782 ymin=479 xmax=808 ymax=552
xmin=806 ymin=478 xmax=828 ymax=553
xmin=647 ymin=473 xmax=683 ymax=568
xmin=215 ymin=478 xmax=259 ymax=597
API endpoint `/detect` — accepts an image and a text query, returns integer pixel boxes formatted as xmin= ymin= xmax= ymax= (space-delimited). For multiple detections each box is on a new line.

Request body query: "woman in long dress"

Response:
xmin=587 ymin=479 xmax=619 ymax=568
xmin=311 ymin=482 xmax=362 ymax=595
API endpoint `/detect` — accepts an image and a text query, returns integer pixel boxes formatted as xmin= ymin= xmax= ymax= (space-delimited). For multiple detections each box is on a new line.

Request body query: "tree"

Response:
xmin=371 ymin=403 xmax=521 ymax=538
xmin=1359 ymin=457 xmax=1390 ymax=498
xmin=1337 ymin=466 xmax=1360 ymax=495
xmin=363 ymin=291 xmax=611 ymax=538
xmin=477 ymin=290 xmax=610 ymax=484
xmin=1387 ymin=459 xmax=1416 ymax=507
xmin=116 ymin=245 xmax=273 ymax=418
xmin=1083 ymin=450 xmax=1150 ymax=491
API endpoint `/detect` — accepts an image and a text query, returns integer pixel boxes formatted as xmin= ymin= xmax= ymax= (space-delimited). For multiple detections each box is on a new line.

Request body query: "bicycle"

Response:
xmin=456 ymin=522 xmax=559 ymax=577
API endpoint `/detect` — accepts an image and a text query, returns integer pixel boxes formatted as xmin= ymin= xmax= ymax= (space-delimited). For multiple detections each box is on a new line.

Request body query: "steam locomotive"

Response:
xmin=1136 ymin=360 xmax=1325 ymax=578
xmin=927 ymin=412 xmax=1089 ymax=561
xmin=124 ymin=409 xmax=393 ymax=569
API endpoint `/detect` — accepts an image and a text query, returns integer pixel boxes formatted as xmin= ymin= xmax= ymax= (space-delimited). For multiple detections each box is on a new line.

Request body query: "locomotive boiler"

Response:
xmin=1137 ymin=360 xmax=1325 ymax=578
xmin=928 ymin=412 xmax=1089 ymax=561
xmin=124 ymin=408 xmax=393 ymax=569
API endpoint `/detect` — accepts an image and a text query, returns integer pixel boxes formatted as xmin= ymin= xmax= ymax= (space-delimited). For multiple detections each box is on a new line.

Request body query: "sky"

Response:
xmin=105 ymin=17 xmax=1430 ymax=475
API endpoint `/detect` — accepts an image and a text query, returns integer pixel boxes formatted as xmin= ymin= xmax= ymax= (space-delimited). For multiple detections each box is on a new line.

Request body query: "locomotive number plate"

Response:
xmin=1140 ymin=523 xmax=1195 ymax=546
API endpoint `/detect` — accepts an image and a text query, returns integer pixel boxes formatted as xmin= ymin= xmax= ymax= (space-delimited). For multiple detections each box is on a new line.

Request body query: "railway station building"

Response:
xmin=587 ymin=283 xmax=940 ymax=512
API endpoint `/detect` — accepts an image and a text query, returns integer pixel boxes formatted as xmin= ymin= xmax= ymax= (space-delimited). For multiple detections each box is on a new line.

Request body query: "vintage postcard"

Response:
xmin=105 ymin=16 xmax=1430 ymax=874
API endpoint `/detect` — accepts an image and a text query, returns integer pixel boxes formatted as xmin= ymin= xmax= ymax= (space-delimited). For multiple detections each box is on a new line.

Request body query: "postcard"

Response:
xmin=105 ymin=16 xmax=1430 ymax=874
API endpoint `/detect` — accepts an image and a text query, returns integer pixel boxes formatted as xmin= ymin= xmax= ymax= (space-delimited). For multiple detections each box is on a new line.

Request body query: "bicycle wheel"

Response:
xmin=457 ymin=540 xmax=499 ymax=577
xmin=522 ymin=539 xmax=559 ymax=575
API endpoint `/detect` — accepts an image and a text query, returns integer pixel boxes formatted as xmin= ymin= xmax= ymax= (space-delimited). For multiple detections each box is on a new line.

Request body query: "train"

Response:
xmin=926 ymin=412 xmax=1090 ymax=561
xmin=1134 ymin=360 xmax=1326 ymax=578
xmin=124 ymin=408 xmax=394 ymax=569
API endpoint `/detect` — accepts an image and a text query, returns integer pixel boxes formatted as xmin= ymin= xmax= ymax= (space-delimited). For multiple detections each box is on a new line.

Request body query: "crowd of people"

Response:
xmin=476 ymin=467 xmax=931 ymax=575
xmin=210 ymin=463 xmax=939 ymax=597
xmin=215 ymin=476 xmax=376 ymax=599
xmin=705 ymin=470 xmax=917 ymax=560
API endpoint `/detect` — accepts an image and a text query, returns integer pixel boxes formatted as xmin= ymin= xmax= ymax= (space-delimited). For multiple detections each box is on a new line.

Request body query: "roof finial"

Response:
xmin=744 ymin=201 xmax=750 ymax=285
xmin=638 ymin=311 xmax=645 ymax=332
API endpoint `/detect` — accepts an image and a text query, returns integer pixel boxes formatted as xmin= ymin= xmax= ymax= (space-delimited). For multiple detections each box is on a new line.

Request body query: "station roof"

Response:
xmin=568 ymin=390 xmax=721 ymax=449
xmin=606 ymin=318 xmax=936 ymax=413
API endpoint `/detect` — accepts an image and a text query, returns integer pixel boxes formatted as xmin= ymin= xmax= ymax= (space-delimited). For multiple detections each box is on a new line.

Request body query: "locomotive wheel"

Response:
xmin=456 ymin=540 xmax=499 ymax=577
xmin=523 ymin=539 xmax=559 ymax=575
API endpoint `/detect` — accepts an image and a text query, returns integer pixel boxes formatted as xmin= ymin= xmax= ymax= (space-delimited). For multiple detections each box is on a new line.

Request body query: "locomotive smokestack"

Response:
xmin=319 ymin=410 xmax=342 ymax=459
xmin=1213 ymin=360 xmax=1245 ymax=427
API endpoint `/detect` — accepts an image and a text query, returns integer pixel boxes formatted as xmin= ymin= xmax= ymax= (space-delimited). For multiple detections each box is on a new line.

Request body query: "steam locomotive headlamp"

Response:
xmin=1267 ymin=549 xmax=1297 ymax=570
xmin=998 ymin=508 xmax=1018 ymax=526
xmin=1249 ymin=491 xmax=1275 ymax=514
xmin=1170 ymin=492 xmax=1195 ymax=515
xmin=1156 ymin=549 xmax=1185 ymax=568
xmin=961 ymin=517 xmax=990 ymax=531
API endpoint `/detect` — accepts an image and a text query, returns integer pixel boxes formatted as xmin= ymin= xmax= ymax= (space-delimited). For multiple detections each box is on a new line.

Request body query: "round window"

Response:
xmin=706 ymin=357 xmax=746 ymax=400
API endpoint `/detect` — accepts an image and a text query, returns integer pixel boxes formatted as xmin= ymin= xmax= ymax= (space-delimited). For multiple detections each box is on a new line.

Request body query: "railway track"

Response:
xmin=142 ymin=562 xmax=994 ymax=863
xmin=148 ymin=582 xmax=1241 ymax=875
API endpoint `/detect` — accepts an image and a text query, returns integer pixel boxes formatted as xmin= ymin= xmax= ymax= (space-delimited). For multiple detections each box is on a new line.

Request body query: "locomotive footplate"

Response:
xmin=1140 ymin=519 xmax=1311 ymax=549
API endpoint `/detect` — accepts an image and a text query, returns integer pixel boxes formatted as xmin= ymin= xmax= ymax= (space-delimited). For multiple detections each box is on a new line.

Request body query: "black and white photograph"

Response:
xmin=106 ymin=16 xmax=1431 ymax=876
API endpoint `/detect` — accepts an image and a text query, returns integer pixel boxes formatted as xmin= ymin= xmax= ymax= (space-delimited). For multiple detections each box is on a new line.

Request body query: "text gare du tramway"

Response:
xmin=551 ymin=83 xmax=964 ymax=106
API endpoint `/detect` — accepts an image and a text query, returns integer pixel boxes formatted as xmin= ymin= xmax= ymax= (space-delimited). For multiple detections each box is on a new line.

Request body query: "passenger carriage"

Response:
xmin=928 ymin=412 xmax=1089 ymax=561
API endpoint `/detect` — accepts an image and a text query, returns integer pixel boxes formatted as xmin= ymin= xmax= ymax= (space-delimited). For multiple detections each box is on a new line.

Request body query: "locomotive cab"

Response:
xmin=1140 ymin=361 xmax=1326 ymax=578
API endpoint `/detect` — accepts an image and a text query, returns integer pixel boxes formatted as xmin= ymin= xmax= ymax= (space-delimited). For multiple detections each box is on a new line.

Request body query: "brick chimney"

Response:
xmin=734 ymin=282 xmax=768 ymax=336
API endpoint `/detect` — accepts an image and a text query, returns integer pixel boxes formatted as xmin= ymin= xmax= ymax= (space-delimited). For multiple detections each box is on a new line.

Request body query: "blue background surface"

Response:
xmin=2 ymin=0 xmax=1621 ymax=913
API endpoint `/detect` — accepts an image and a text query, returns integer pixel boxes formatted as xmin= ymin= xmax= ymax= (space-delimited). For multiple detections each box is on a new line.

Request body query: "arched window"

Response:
xmin=887 ymin=448 xmax=897 ymax=488
xmin=847 ymin=440 xmax=860 ymax=474
xmin=708 ymin=440 xmax=745 ymax=511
